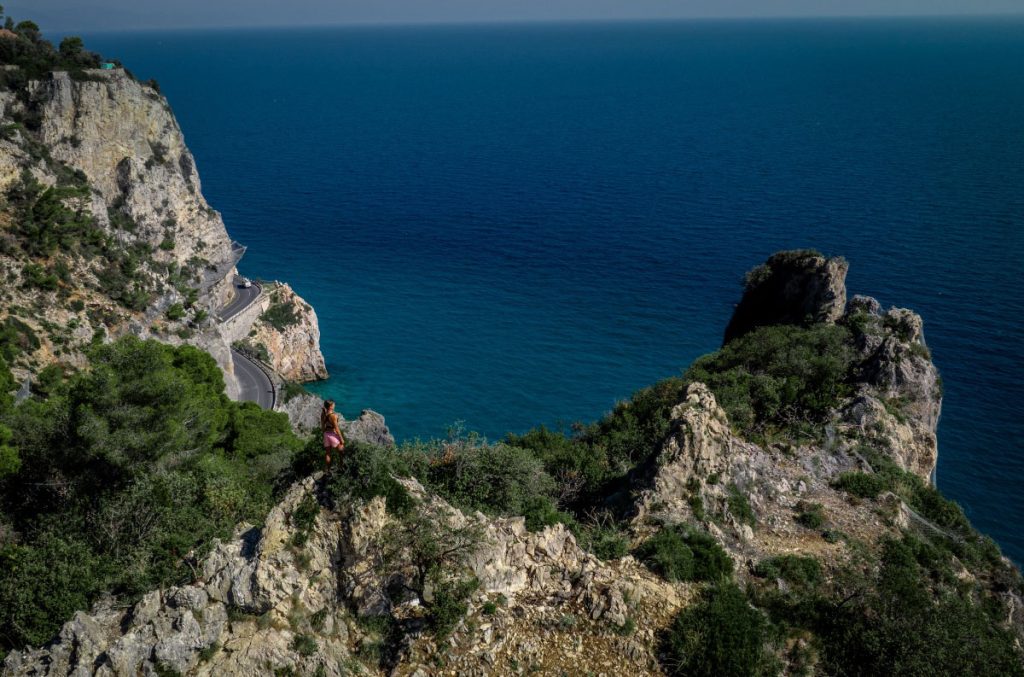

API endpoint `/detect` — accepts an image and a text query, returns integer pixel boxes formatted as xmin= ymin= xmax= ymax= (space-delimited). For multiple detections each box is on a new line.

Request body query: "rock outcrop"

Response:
xmin=3 ymin=250 xmax=1020 ymax=676
xmin=248 ymin=283 xmax=328 ymax=382
xmin=723 ymin=249 xmax=848 ymax=343
xmin=4 ymin=478 xmax=350 ymax=677
xmin=277 ymin=390 xmax=396 ymax=446
xmin=840 ymin=301 xmax=942 ymax=479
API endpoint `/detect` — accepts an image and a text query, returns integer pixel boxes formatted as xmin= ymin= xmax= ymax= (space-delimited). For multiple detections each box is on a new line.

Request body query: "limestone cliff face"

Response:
xmin=29 ymin=71 xmax=233 ymax=276
xmin=0 ymin=69 xmax=326 ymax=395
xmin=248 ymin=283 xmax=329 ymax=382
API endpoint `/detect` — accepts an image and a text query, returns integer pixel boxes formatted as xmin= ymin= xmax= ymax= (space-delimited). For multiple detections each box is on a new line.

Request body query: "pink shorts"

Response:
xmin=323 ymin=431 xmax=343 ymax=449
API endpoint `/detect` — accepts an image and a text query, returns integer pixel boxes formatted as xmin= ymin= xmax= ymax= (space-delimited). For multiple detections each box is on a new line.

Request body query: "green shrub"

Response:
xmin=661 ymin=583 xmax=774 ymax=677
xmin=833 ymin=471 xmax=887 ymax=499
xmin=282 ymin=381 xmax=310 ymax=403
xmin=636 ymin=528 xmax=694 ymax=582
xmin=578 ymin=523 xmax=630 ymax=561
xmin=0 ymin=528 xmax=103 ymax=647
xmin=198 ymin=642 xmax=220 ymax=662
xmin=290 ymin=633 xmax=318 ymax=657
xmin=615 ymin=617 xmax=637 ymax=636
xmin=427 ymin=573 xmax=479 ymax=639
xmin=289 ymin=494 xmax=320 ymax=548
xmin=810 ymin=537 xmax=1024 ymax=676
xmin=153 ymin=663 xmax=183 ymax=677
xmin=402 ymin=437 xmax=560 ymax=528
xmin=5 ymin=172 xmax=103 ymax=258
xmin=688 ymin=493 xmax=706 ymax=520
xmin=752 ymin=555 xmax=822 ymax=589
xmin=636 ymin=526 xmax=732 ymax=583
xmin=727 ymin=485 xmax=756 ymax=526
xmin=261 ymin=300 xmax=300 ymax=330
xmin=20 ymin=263 xmax=58 ymax=291
xmin=0 ymin=315 xmax=40 ymax=361
xmin=795 ymin=501 xmax=825 ymax=529
xmin=326 ymin=442 xmax=414 ymax=516
xmin=227 ymin=402 xmax=303 ymax=460
xmin=166 ymin=303 xmax=185 ymax=321
xmin=309 ymin=608 xmax=328 ymax=632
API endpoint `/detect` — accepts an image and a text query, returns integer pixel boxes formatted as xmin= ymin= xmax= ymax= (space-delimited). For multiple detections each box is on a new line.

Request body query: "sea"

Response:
xmin=80 ymin=18 xmax=1024 ymax=561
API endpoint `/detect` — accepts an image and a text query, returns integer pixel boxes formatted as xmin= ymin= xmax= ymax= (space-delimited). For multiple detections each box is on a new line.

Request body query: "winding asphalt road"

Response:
xmin=220 ymin=277 xmax=276 ymax=409
xmin=219 ymin=278 xmax=262 ymax=321
xmin=232 ymin=347 xmax=276 ymax=409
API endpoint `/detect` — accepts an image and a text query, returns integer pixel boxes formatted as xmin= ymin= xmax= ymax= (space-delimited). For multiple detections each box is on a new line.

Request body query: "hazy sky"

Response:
xmin=7 ymin=0 xmax=1024 ymax=32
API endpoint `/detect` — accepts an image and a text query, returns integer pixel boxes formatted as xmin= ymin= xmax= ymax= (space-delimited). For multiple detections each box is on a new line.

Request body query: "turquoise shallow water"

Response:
xmin=82 ymin=18 xmax=1024 ymax=561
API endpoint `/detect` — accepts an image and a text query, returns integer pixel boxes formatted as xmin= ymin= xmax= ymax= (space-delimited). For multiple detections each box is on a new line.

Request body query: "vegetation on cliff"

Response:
xmin=0 ymin=337 xmax=299 ymax=650
xmin=0 ymin=6 xmax=116 ymax=85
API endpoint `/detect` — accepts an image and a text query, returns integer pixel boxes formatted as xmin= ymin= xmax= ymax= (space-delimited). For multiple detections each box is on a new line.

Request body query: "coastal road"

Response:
xmin=232 ymin=348 xmax=276 ymax=409
xmin=218 ymin=276 xmax=276 ymax=409
xmin=219 ymin=276 xmax=262 ymax=321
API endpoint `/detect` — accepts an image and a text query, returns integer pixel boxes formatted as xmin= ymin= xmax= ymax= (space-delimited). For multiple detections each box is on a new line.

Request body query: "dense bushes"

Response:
xmin=0 ymin=315 xmax=40 ymax=362
xmin=752 ymin=555 xmax=822 ymax=589
xmin=5 ymin=171 xmax=103 ymax=258
xmin=324 ymin=441 xmax=415 ymax=516
xmin=260 ymin=299 xmax=300 ymax=330
xmin=832 ymin=447 xmax=1004 ymax=573
xmin=833 ymin=470 xmax=887 ymax=499
xmin=506 ymin=378 xmax=689 ymax=511
xmin=636 ymin=526 xmax=733 ymax=583
xmin=661 ymin=583 xmax=774 ymax=677
xmin=803 ymin=537 xmax=1023 ymax=676
xmin=0 ymin=11 xmax=107 ymax=83
xmin=686 ymin=324 xmax=857 ymax=443
xmin=4 ymin=171 xmax=158 ymax=311
xmin=794 ymin=500 xmax=825 ymax=529
xmin=0 ymin=337 xmax=303 ymax=651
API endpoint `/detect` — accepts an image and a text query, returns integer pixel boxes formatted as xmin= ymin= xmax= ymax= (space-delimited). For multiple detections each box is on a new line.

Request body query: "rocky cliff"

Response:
xmin=247 ymin=283 xmax=329 ymax=383
xmin=0 ymin=67 xmax=326 ymax=395
xmin=6 ymin=252 xmax=1019 ymax=676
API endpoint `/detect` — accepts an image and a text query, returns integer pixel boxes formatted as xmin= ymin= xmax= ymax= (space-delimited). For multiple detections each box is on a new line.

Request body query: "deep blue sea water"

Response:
xmin=81 ymin=19 xmax=1024 ymax=561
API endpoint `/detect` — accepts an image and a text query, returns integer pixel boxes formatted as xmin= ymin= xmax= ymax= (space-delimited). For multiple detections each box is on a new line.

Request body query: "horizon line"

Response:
xmin=43 ymin=11 xmax=1024 ymax=37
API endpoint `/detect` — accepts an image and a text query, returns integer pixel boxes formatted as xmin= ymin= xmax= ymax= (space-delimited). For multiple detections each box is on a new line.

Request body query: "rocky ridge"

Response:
xmin=8 ymin=252 xmax=1018 ymax=676
xmin=3 ymin=475 xmax=679 ymax=676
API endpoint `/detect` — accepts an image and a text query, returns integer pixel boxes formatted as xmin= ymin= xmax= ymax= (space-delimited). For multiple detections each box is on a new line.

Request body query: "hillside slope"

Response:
xmin=6 ymin=251 xmax=1021 ymax=676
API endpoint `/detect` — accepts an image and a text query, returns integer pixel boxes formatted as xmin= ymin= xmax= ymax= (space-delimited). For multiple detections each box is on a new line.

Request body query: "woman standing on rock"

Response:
xmin=321 ymin=400 xmax=345 ymax=469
